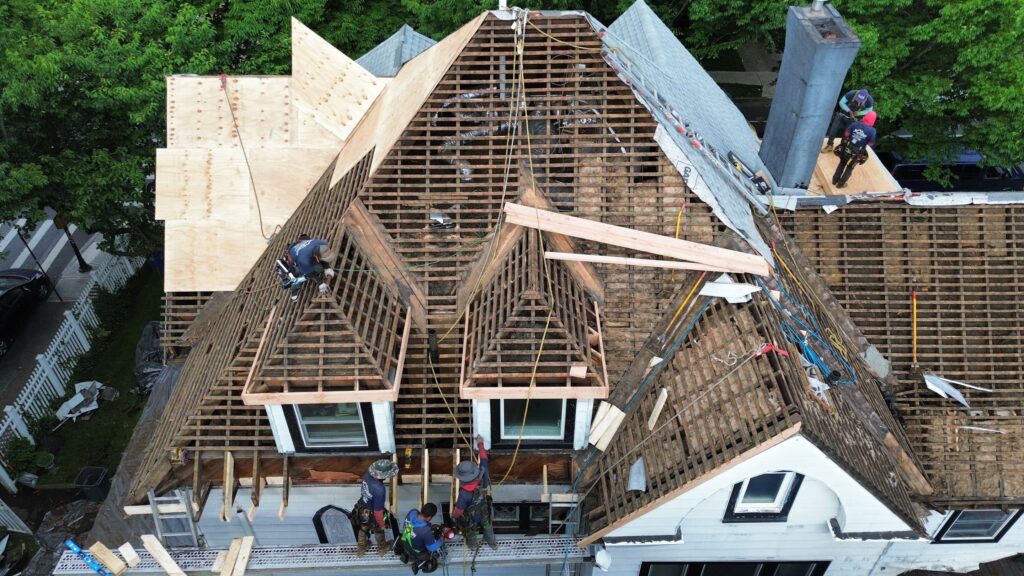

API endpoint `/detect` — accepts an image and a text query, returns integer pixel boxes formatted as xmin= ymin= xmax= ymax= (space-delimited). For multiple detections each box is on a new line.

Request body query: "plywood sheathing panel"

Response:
xmin=290 ymin=18 xmax=385 ymax=141
xmin=166 ymin=76 xmax=293 ymax=149
xmin=157 ymin=147 xmax=340 ymax=292
xmin=807 ymin=140 xmax=903 ymax=196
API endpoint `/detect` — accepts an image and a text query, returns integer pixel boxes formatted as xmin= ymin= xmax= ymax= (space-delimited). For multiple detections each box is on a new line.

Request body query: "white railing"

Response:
xmin=0 ymin=497 xmax=31 ymax=534
xmin=0 ymin=255 xmax=144 ymax=494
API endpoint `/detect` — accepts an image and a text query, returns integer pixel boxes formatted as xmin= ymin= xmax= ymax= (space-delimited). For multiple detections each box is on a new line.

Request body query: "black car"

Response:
xmin=0 ymin=269 xmax=53 ymax=357
xmin=877 ymin=151 xmax=1024 ymax=192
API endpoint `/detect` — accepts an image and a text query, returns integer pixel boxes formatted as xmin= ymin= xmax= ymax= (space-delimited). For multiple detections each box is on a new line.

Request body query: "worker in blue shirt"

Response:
xmin=824 ymin=88 xmax=875 ymax=151
xmin=398 ymin=504 xmax=450 ymax=574
xmin=354 ymin=459 xmax=399 ymax=557
xmin=452 ymin=435 xmax=497 ymax=550
xmin=832 ymin=111 xmax=878 ymax=189
xmin=280 ymin=235 xmax=336 ymax=301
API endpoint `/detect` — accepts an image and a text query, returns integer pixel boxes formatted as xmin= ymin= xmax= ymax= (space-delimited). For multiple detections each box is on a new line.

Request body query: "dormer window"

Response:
xmin=724 ymin=472 xmax=803 ymax=522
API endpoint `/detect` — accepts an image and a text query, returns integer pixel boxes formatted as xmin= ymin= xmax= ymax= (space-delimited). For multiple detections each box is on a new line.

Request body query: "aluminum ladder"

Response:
xmin=148 ymin=488 xmax=202 ymax=548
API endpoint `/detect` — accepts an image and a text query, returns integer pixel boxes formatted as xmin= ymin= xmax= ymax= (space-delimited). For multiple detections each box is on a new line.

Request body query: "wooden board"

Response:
xmin=504 ymin=202 xmax=771 ymax=277
xmin=329 ymin=13 xmax=487 ymax=186
xmin=88 ymin=542 xmax=127 ymax=576
xmin=118 ymin=543 xmax=141 ymax=569
xmin=140 ymin=535 xmax=186 ymax=576
xmin=231 ymin=536 xmax=255 ymax=576
xmin=290 ymin=18 xmax=384 ymax=141
xmin=808 ymin=140 xmax=902 ymax=196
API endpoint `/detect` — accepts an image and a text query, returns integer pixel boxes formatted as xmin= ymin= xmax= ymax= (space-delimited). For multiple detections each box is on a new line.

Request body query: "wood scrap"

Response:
xmin=140 ymin=535 xmax=186 ymax=576
xmin=647 ymin=388 xmax=669 ymax=431
xmin=231 ymin=536 xmax=255 ymax=576
xmin=88 ymin=542 xmax=127 ymax=576
xmin=118 ymin=543 xmax=141 ymax=569
xmin=219 ymin=538 xmax=243 ymax=576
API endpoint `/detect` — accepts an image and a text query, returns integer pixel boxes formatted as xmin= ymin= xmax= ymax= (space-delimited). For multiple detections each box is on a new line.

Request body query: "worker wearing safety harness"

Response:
xmin=354 ymin=459 xmax=399 ymax=557
xmin=276 ymin=235 xmax=337 ymax=301
xmin=832 ymin=111 xmax=878 ymax=189
xmin=396 ymin=503 xmax=452 ymax=574
xmin=452 ymin=435 xmax=498 ymax=550
xmin=823 ymin=88 xmax=875 ymax=152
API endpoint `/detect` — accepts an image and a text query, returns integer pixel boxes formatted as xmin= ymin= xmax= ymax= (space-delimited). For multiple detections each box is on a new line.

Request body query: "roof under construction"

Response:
xmin=141 ymin=0 xmax=1024 ymax=544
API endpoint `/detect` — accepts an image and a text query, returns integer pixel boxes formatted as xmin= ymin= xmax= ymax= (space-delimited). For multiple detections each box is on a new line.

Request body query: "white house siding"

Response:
xmin=598 ymin=434 xmax=1024 ymax=576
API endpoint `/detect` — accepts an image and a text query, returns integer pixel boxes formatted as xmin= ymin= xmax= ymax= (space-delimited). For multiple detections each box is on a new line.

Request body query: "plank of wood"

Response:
xmin=231 ymin=536 xmax=255 ymax=576
xmin=594 ymin=409 xmax=626 ymax=452
xmin=647 ymin=388 xmax=669 ymax=431
xmin=211 ymin=551 xmax=228 ymax=573
xmin=140 ymin=535 xmax=186 ymax=576
xmin=544 ymin=252 xmax=730 ymax=273
xmin=222 ymin=451 xmax=235 ymax=522
xmin=219 ymin=538 xmax=243 ymax=576
xmin=88 ymin=542 xmax=127 ymax=576
xmin=569 ymin=364 xmax=588 ymax=379
xmin=504 ymin=203 xmax=770 ymax=277
xmin=118 ymin=543 xmax=141 ymax=569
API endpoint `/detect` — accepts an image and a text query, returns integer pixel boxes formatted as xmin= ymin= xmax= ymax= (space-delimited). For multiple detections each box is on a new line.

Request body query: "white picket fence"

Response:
xmin=0 ymin=255 xmax=143 ymax=494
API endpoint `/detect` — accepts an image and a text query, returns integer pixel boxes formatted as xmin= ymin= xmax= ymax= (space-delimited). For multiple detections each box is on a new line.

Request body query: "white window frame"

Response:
xmin=939 ymin=509 xmax=1020 ymax=542
xmin=734 ymin=472 xmax=798 ymax=514
xmin=499 ymin=399 xmax=566 ymax=440
xmin=292 ymin=403 xmax=368 ymax=448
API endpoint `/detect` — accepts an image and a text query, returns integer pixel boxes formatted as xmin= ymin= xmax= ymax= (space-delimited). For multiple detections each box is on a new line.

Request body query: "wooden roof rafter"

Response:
xmin=459 ymin=228 xmax=609 ymax=400
xmin=240 ymin=228 xmax=413 ymax=405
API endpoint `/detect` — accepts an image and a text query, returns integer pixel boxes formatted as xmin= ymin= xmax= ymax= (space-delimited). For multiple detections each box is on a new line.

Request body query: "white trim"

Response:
xmin=472 ymin=400 xmax=491 ymax=449
xmin=292 ymin=403 xmax=368 ymax=448
xmin=574 ymin=398 xmax=593 ymax=450
xmin=371 ymin=402 xmax=396 ymax=454
xmin=265 ymin=405 xmax=295 ymax=454
xmin=500 ymin=399 xmax=566 ymax=440
xmin=733 ymin=471 xmax=797 ymax=513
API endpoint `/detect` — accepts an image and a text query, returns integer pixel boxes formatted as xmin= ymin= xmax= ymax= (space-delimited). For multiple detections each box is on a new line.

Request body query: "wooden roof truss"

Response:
xmin=460 ymin=228 xmax=608 ymax=399
xmin=241 ymin=229 xmax=412 ymax=405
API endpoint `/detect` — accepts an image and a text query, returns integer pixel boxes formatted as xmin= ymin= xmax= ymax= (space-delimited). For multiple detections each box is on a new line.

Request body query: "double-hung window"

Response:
xmin=936 ymin=509 xmax=1022 ymax=543
xmin=293 ymin=403 xmax=368 ymax=448
xmin=500 ymin=399 xmax=565 ymax=440
xmin=724 ymin=472 xmax=803 ymax=522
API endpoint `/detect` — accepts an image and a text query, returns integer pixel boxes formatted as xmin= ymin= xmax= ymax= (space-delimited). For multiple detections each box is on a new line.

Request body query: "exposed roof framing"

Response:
xmin=783 ymin=204 xmax=1024 ymax=507
xmin=460 ymin=228 xmax=609 ymax=399
xmin=240 ymin=224 xmax=413 ymax=405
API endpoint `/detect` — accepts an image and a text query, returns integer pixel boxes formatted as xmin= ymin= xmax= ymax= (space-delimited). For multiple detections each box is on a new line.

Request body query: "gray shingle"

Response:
xmin=356 ymin=25 xmax=437 ymax=78
xmin=602 ymin=0 xmax=773 ymax=260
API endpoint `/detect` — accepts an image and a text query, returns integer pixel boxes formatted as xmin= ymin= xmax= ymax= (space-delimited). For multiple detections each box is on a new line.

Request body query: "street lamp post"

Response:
xmin=16 ymin=228 xmax=62 ymax=302
xmin=53 ymin=213 xmax=92 ymax=273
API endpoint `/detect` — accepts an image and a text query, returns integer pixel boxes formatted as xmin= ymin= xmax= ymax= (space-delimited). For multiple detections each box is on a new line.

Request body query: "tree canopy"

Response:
xmin=1 ymin=0 xmax=1021 ymax=256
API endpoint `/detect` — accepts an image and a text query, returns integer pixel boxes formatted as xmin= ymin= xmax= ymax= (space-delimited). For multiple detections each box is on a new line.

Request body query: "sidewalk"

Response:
xmin=0 ymin=236 xmax=109 ymax=407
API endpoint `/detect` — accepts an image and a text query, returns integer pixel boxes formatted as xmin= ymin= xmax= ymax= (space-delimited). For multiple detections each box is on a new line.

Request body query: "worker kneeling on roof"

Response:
xmin=354 ymin=459 xmax=399 ymax=557
xmin=395 ymin=503 xmax=453 ymax=574
xmin=276 ymin=234 xmax=337 ymax=301
xmin=452 ymin=435 xmax=498 ymax=550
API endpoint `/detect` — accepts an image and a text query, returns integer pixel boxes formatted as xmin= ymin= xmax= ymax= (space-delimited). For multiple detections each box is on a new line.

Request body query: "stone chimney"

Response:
xmin=759 ymin=3 xmax=860 ymax=189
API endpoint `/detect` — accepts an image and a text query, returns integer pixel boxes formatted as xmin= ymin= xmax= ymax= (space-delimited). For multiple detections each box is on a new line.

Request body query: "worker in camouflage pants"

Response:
xmin=353 ymin=459 xmax=399 ymax=556
xmin=452 ymin=436 xmax=498 ymax=550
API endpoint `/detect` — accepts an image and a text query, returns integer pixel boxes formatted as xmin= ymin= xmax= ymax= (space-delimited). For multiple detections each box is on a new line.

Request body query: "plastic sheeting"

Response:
xmin=133 ymin=322 xmax=162 ymax=394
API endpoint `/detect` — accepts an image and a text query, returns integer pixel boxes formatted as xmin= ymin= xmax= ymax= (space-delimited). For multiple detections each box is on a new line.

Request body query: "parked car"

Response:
xmin=0 ymin=269 xmax=53 ymax=357
xmin=877 ymin=151 xmax=1024 ymax=192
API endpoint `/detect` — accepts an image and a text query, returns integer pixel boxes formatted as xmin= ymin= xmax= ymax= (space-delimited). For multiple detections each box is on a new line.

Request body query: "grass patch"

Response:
xmin=38 ymin=267 xmax=163 ymax=484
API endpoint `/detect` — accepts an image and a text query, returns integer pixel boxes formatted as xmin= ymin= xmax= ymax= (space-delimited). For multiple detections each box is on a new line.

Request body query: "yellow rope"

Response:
xmin=526 ymin=20 xmax=603 ymax=53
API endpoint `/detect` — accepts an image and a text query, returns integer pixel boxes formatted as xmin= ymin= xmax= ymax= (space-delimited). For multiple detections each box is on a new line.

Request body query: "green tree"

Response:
xmin=0 ymin=0 xmax=222 ymax=255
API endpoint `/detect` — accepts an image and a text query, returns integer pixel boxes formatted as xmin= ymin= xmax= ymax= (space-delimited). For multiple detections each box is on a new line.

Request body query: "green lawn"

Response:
xmin=40 ymin=268 xmax=163 ymax=484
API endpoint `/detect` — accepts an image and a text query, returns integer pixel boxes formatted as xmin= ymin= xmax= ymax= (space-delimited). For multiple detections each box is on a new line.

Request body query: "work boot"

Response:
xmin=356 ymin=531 xmax=369 ymax=557
xmin=483 ymin=521 xmax=498 ymax=550
xmin=374 ymin=531 xmax=392 ymax=556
